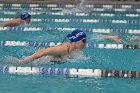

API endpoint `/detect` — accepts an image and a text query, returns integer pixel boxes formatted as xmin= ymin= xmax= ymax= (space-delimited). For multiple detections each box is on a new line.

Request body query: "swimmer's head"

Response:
xmin=66 ymin=29 xmax=86 ymax=42
xmin=20 ymin=12 xmax=31 ymax=20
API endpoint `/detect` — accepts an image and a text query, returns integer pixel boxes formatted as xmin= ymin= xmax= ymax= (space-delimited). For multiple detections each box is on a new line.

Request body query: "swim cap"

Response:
xmin=20 ymin=12 xmax=31 ymax=20
xmin=66 ymin=29 xmax=86 ymax=42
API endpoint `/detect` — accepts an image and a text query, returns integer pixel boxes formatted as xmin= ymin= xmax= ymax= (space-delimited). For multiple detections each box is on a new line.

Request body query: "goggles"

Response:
xmin=82 ymin=38 xmax=86 ymax=43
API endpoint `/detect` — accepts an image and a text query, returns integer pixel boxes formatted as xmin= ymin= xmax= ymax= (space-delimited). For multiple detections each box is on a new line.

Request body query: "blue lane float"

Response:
xmin=0 ymin=66 xmax=140 ymax=78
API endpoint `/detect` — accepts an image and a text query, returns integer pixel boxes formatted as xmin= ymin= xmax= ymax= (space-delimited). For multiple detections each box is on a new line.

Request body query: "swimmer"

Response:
xmin=0 ymin=11 xmax=31 ymax=27
xmin=19 ymin=29 xmax=87 ymax=64
xmin=104 ymin=35 xmax=139 ymax=43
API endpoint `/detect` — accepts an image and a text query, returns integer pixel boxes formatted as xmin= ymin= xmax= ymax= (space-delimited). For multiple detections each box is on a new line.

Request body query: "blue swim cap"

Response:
xmin=66 ymin=29 xmax=86 ymax=42
xmin=20 ymin=12 xmax=31 ymax=20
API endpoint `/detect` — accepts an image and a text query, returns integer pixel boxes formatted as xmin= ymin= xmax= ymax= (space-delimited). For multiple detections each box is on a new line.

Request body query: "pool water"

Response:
xmin=0 ymin=3 xmax=140 ymax=93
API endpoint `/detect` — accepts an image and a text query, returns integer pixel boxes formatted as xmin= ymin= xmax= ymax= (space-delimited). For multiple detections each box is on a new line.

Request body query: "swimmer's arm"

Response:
xmin=20 ymin=46 xmax=67 ymax=63
xmin=104 ymin=36 xmax=123 ymax=42
xmin=1 ymin=21 xmax=13 ymax=27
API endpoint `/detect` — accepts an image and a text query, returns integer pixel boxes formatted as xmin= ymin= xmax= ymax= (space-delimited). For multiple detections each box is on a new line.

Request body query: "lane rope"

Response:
xmin=0 ymin=27 xmax=139 ymax=34
xmin=0 ymin=40 xmax=139 ymax=49
xmin=1 ymin=18 xmax=140 ymax=25
xmin=0 ymin=66 xmax=140 ymax=78
xmin=0 ymin=4 xmax=139 ymax=9
xmin=1 ymin=11 xmax=140 ymax=18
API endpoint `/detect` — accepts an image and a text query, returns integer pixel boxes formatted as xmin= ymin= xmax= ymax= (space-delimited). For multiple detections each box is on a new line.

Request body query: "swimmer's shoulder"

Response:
xmin=52 ymin=42 xmax=71 ymax=52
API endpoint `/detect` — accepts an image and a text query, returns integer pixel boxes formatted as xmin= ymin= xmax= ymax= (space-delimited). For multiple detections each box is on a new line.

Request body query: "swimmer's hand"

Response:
xmin=18 ymin=56 xmax=33 ymax=64
xmin=18 ymin=59 xmax=27 ymax=64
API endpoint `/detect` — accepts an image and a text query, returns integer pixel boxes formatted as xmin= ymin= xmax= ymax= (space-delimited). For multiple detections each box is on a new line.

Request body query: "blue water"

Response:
xmin=0 ymin=74 xmax=140 ymax=93
xmin=0 ymin=3 xmax=140 ymax=93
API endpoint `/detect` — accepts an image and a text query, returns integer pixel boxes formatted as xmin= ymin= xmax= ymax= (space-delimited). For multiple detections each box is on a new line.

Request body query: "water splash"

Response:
xmin=128 ymin=35 xmax=140 ymax=41
xmin=32 ymin=56 xmax=52 ymax=65
xmin=1 ymin=56 xmax=20 ymax=64
xmin=61 ymin=0 xmax=90 ymax=14
xmin=65 ymin=50 xmax=90 ymax=63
